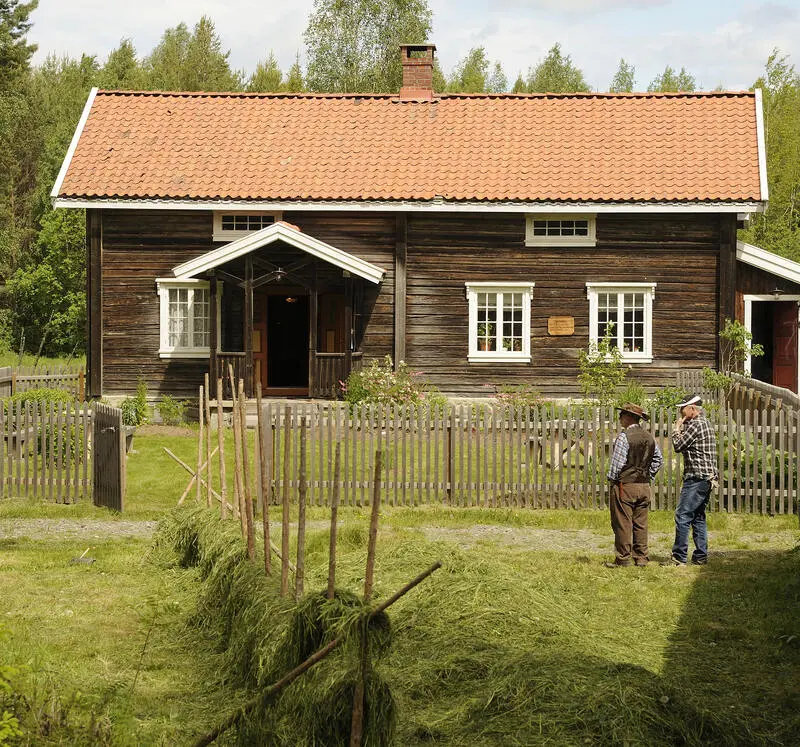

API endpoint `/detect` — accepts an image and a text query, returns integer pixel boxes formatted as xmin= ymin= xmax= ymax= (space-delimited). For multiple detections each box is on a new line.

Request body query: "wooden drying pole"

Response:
xmin=296 ymin=417 xmax=308 ymax=601
xmin=196 ymin=384 xmax=204 ymax=504
xmin=176 ymin=448 xmax=219 ymax=505
xmin=350 ymin=450 xmax=384 ymax=747
xmin=327 ymin=442 xmax=342 ymax=600
xmin=239 ymin=381 xmax=256 ymax=561
xmin=228 ymin=365 xmax=242 ymax=522
xmin=216 ymin=377 xmax=228 ymax=520
xmin=256 ymin=382 xmax=271 ymax=575
xmin=193 ymin=560 xmax=443 ymax=747
xmin=204 ymin=372 xmax=213 ymax=508
xmin=280 ymin=405 xmax=291 ymax=597
xmin=165 ymin=448 xmax=231 ymax=512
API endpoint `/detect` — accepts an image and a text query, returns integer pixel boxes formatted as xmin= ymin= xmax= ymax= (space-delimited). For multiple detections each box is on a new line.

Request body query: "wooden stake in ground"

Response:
xmin=230 ymin=382 xmax=246 ymax=536
xmin=216 ymin=377 xmax=228 ymax=520
xmin=327 ymin=441 xmax=342 ymax=600
xmin=204 ymin=372 xmax=213 ymax=508
xmin=280 ymin=405 xmax=291 ymax=597
xmin=240 ymin=385 xmax=256 ymax=561
xmin=228 ymin=365 xmax=241 ymax=519
xmin=350 ymin=449 xmax=384 ymax=747
xmin=196 ymin=384 xmax=204 ymax=504
xmin=193 ymin=560 xmax=443 ymax=747
xmin=256 ymin=382 xmax=271 ymax=575
xmin=296 ymin=417 xmax=307 ymax=601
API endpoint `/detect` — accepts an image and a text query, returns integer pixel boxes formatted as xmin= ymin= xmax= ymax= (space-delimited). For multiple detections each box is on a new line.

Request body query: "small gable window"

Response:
xmin=465 ymin=282 xmax=534 ymax=363
xmin=586 ymin=282 xmax=655 ymax=363
xmin=157 ymin=279 xmax=218 ymax=358
xmin=213 ymin=211 xmax=282 ymax=242
xmin=526 ymin=215 xmax=596 ymax=247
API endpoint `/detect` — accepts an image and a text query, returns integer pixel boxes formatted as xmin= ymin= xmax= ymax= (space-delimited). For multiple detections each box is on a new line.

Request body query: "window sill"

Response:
xmin=468 ymin=353 xmax=531 ymax=364
xmin=159 ymin=350 xmax=211 ymax=359
xmin=525 ymin=239 xmax=597 ymax=248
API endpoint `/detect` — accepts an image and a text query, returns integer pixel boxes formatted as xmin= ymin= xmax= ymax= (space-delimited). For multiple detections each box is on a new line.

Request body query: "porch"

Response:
xmin=172 ymin=221 xmax=384 ymax=400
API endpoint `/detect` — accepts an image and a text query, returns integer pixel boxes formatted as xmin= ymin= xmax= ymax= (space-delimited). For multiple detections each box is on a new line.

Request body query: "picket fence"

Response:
xmin=259 ymin=403 xmax=799 ymax=515
xmin=0 ymin=401 xmax=125 ymax=506
xmin=0 ymin=366 xmax=86 ymax=400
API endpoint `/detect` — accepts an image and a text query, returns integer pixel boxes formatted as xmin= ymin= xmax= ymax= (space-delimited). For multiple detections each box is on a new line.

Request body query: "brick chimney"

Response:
xmin=399 ymin=43 xmax=436 ymax=100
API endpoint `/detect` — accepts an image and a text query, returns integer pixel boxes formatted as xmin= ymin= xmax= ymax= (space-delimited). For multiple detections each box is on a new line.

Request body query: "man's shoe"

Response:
xmin=604 ymin=561 xmax=631 ymax=568
xmin=634 ymin=560 xmax=649 ymax=567
xmin=691 ymin=557 xmax=708 ymax=566
xmin=661 ymin=556 xmax=686 ymax=567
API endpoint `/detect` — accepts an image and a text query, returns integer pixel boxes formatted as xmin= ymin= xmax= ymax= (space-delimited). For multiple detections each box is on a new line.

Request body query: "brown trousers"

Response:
xmin=610 ymin=482 xmax=651 ymax=565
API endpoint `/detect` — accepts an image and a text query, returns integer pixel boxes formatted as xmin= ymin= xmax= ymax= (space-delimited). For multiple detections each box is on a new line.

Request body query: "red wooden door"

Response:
xmin=773 ymin=301 xmax=798 ymax=393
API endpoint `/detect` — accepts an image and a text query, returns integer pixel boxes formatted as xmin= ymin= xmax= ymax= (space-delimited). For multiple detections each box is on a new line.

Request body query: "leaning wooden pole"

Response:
xmin=204 ymin=372 xmax=213 ymax=508
xmin=280 ymin=405 xmax=291 ymax=597
xmin=231 ymin=383 xmax=246 ymax=536
xmin=240 ymin=385 xmax=256 ymax=561
xmin=327 ymin=441 xmax=342 ymax=600
xmin=196 ymin=385 xmax=205 ymax=504
xmin=256 ymin=382 xmax=271 ymax=575
xmin=350 ymin=449 xmax=384 ymax=747
xmin=193 ymin=560 xmax=443 ymax=747
xmin=216 ymin=377 xmax=228 ymax=520
xmin=296 ymin=417 xmax=308 ymax=601
xmin=228 ymin=365 xmax=241 ymax=520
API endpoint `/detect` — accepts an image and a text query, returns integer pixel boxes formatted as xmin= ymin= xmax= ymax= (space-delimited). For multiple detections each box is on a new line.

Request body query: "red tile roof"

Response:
xmin=57 ymin=90 xmax=763 ymax=203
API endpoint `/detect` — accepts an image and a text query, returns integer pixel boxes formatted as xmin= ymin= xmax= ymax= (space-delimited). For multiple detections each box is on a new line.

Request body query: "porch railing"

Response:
xmin=214 ymin=352 xmax=247 ymax=399
xmin=314 ymin=352 xmax=363 ymax=399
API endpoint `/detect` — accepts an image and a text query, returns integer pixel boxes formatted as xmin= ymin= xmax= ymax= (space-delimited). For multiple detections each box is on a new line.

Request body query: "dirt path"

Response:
xmin=0 ymin=519 xmax=158 ymax=540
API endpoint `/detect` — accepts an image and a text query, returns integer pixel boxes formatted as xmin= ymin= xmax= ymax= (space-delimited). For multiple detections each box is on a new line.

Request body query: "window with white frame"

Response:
xmin=586 ymin=283 xmax=655 ymax=362
xmin=465 ymin=283 xmax=534 ymax=363
xmin=525 ymin=215 xmax=596 ymax=247
xmin=157 ymin=279 xmax=216 ymax=358
xmin=212 ymin=212 xmax=282 ymax=242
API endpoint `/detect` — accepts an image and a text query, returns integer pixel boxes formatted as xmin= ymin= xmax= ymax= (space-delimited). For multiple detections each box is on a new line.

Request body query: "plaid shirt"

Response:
xmin=671 ymin=415 xmax=718 ymax=480
xmin=607 ymin=424 xmax=663 ymax=482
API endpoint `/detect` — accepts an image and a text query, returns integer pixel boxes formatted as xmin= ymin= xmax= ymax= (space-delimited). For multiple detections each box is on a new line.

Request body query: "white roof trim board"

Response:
xmin=172 ymin=221 xmax=386 ymax=285
xmin=754 ymin=88 xmax=769 ymax=203
xmin=52 ymin=197 xmax=766 ymax=214
xmin=737 ymin=240 xmax=800 ymax=286
xmin=50 ymin=87 xmax=98 ymax=200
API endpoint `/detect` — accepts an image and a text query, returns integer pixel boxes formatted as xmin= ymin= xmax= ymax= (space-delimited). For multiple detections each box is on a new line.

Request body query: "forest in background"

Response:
xmin=0 ymin=0 xmax=798 ymax=357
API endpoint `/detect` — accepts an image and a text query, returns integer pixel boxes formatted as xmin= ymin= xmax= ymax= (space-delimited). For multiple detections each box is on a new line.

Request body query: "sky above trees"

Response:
xmin=29 ymin=0 xmax=800 ymax=92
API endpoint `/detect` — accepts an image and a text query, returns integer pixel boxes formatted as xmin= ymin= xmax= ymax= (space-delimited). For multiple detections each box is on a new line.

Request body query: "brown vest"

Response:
xmin=619 ymin=425 xmax=656 ymax=484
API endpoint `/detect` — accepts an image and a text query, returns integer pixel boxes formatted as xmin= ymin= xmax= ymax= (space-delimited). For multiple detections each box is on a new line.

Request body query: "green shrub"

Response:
xmin=157 ymin=396 xmax=187 ymax=426
xmin=577 ymin=324 xmax=627 ymax=406
xmin=614 ymin=380 xmax=647 ymax=408
xmin=121 ymin=378 xmax=150 ymax=426
xmin=647 ymin=385 xmax=688 ymax=410
xmin=341 ymin=356 xmax=446 ymax=410
xmin=5 ymin=387 xmax=75 ymax=407
xmin=493 ymin=384 xmax=542 ymax=410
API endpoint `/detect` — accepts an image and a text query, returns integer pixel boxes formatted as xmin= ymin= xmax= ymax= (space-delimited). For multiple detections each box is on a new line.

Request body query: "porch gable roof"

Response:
xmin=172 ymin=221 xmax=386 ymax=284
xmin=737 ymin=240 xmax=800 ymax=286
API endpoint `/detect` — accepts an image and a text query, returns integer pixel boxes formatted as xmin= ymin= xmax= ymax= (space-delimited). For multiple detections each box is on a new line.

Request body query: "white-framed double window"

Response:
xmin=586 ymin=282 xmax=655 ymax=363
xmin=525 ymin=215 xmax=596 ymax=247
xmin=212 ymin=211 xmax=282 ymax=242
xmin=466 ymin=282 xmax=534 ymax=363
xmin=156 ymin=279 xmax=218 ymax=358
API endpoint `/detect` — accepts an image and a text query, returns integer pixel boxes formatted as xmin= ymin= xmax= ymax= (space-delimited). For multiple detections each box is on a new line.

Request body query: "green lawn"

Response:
xmin=0 ymin=427 xmax=798 ymax=745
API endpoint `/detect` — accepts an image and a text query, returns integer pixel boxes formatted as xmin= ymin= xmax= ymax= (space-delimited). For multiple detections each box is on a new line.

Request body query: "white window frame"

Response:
xmin=525 ymin=214 xmax=596 ymax=247
xmin=465 ymin=282 xmax=534 ymax=363
xmin=156 ymin=278 xmax=221 ymax=359
xmin=212 ymin=211 xmax=283 ymax=242
xmin=586 ymin=282 xmax=655 ymax=363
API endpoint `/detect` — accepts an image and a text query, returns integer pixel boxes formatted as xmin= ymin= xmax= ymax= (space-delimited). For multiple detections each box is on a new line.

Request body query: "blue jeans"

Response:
xmin=672 ymin=477 xmax=712 ymax=564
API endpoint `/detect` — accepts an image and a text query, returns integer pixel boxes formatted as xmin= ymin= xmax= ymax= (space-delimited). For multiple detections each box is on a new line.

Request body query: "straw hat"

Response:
xmin=616 ymin=402 xmax=649 ymax=421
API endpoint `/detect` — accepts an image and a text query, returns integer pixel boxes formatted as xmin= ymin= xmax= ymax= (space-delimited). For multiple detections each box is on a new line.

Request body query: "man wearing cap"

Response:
xmin=668 ymin=394 xmax=718 ymax=566
xmin=606 ymin=403 xmax=663 ymax=567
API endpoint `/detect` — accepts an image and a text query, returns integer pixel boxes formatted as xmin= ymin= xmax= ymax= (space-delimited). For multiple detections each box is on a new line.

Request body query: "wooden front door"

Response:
xmin=773 ymin=301 xmax=798 ymax=393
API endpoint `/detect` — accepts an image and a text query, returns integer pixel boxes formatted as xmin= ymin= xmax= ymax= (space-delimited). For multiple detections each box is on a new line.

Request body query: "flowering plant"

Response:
xmin=341 ymin=355 xmax=447 ymax=410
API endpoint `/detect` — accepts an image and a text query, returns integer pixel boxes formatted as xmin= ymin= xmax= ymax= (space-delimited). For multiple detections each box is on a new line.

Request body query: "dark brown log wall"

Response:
xmin=97 ymin=208 xmax=730 ymax=398
xmin=405 ymin=213 xmax=723 ymax=396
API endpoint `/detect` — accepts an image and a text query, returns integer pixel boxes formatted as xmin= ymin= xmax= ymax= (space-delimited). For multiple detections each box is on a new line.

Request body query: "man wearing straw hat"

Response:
xmin=605 ymin=402 xmax=663 ymax=567
xmin=666 ymin=394 xmax=718 ymax=566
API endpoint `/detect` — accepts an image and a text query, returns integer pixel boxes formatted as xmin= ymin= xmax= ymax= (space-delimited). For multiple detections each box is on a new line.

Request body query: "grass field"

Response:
xmin=0 ymin=427 xmax=798 ymax=745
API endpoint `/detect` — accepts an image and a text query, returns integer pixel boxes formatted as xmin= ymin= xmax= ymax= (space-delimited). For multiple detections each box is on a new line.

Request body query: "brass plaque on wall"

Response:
xmin=548 ymin=316 xmax=575 ymax=336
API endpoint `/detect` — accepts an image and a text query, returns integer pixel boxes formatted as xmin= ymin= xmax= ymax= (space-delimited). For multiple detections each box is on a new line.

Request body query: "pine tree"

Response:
xmin=99 ymin=38 xmax=144 ymax=89
xmin=283 ymin=52 xmax=305 ymax=92
xmin=609 ymin=58 xmax=635 ymax=93
xmin=0 ymin=0 xmax=38 ymax=91
xmin=511 ymin=73 xmax=526 ymax=93
xmin=248 ymin=51 xmax=283 ymax=92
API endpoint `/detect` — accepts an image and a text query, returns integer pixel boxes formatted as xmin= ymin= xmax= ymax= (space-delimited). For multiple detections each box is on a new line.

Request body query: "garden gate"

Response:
xmin=92 ymin=402 xmax=126 ymax=511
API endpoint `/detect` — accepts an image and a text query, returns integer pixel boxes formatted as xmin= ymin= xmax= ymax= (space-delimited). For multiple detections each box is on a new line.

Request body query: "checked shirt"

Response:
xmin=606 ymin=424 xmax=663 ymax=482
xmin=671 ymin=415 xmax=718 ymax=480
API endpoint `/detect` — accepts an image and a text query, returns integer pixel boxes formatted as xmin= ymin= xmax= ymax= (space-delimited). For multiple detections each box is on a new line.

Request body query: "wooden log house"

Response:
xmin=53 ymin=44 xmax=797 ymax=400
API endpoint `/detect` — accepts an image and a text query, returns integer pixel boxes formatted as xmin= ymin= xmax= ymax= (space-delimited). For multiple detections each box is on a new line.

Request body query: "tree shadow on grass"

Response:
xmin=659 ymin=548 xmax=800 ymax=746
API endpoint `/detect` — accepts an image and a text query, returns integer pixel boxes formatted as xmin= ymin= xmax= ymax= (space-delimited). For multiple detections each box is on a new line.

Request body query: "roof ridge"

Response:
xmin=95 ymin=89 xmax=755 ymax=99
